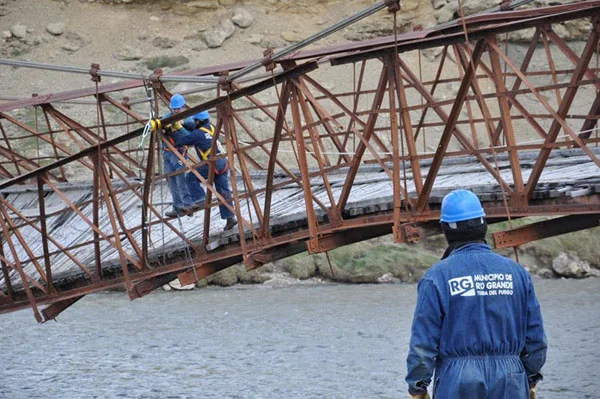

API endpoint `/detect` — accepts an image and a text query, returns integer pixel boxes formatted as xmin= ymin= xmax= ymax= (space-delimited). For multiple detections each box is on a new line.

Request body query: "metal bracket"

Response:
xmin=218 ymin=71 xmax=232 ymax=92
xmin=395 ymin=223 xmax=422 ymax=244
xmin=89 ymin=63 xmax=101 ymax=83
xmin=262 ymin=47 xmax=276 ymax=72
xmin=150 ymin=68 xmax=163 ymax=89
xmin=384 ymin=0 xmax=400 ymax=13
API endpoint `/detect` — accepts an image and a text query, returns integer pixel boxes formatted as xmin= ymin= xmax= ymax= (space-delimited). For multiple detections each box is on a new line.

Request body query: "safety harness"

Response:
xmin=197 ymin=124 xmax=228 ymax=174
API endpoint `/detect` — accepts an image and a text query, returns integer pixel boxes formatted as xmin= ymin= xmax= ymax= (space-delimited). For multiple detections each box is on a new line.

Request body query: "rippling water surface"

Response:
xmin=1 ymin=278 xmax=598 ymax=398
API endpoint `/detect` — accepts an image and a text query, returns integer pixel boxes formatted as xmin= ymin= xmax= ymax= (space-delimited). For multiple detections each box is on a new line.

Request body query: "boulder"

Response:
xmin=115 ymin=45 xmax=143 ymax=60
xmin=552 ymin=252 xmax=593 ymax=278
xmin=377 ymin=273 xmax=400 ymax=284
xmin=237 ymin=267 xmax=271 ymax=284
xmin=203 ymin=16 xmax=235 ymax=48
xmin=204 ymin=29 xmax=228 ymax=48
xmin=61 ymin=31 xmax=86 ymax=52
xmin=186 ymin=0 xmax=219 ymax=11
xmin=344 ymin=15 xmax=411 ymax=41
xmin=62 ymin=41 xmax=80 ymax=52
xmin=46 ymin=22 xmax=66 ymax=36
xmin=435 ymin=2 xmax=458 ymax=23
xmin=245 ymin=33 xmax=263 ymax=45
xmin=218 ymin=15 xmax=235 ymax=39
xmin=207 ymin=266 xmax=239 ymax=286
xmin=143 ymin=55 xmax=189 ymax=70
xmin=432 ymin=0 xmax=448 ymax=9
xmin=152 ymin=36 xmax=178 ymax=49
xmin=562 ymin=20 xmax=592 ymax=40
xmin=537 ymin=268 xmax=555 ymax=279
xmin=10 ymin=24 xmax=27 ymax=39
xmin=281 ymin=30 xmax=303 ymax=43
xmin=508 ymin=28 xmax=536 ymax=42
xmin=460 ymin=0 xmax=497 ymax=15
xmin=260 ymin=37 xmax=286 ymax=49
xmin=232 ymin=7 xmax=254 ymax=28
xmin=283 ymin=257 xmax=317 ymax=280
xmin=191 ymin=40 xmax=208 ymax=52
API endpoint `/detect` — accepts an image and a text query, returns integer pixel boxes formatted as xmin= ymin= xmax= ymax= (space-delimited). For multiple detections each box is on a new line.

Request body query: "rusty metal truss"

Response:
xmin=1 ymin=1 xmax=600 ymax=321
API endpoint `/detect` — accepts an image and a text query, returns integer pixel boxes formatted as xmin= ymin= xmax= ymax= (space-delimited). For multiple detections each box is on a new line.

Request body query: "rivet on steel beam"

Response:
xmin=89 ymin=63 xmax=101 ymax=83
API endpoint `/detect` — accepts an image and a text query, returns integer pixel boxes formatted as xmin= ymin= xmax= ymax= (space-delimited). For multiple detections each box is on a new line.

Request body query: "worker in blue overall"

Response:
xmin=406 ymin=189 xmax=546 ymax=399
xmin=161 ymin=94 xmax=195 ymax=218
xmin=176 ymin=111 xmax=237 ymax=232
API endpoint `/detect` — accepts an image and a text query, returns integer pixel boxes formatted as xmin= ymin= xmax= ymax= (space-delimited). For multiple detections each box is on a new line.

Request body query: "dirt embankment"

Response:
xmin=1 ymin=0 xmax=591 ymax=98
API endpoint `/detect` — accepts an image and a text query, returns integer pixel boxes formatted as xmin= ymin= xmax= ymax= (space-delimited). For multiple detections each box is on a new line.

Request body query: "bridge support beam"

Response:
xmin=493 ymin=214 xmax=600 ymax=249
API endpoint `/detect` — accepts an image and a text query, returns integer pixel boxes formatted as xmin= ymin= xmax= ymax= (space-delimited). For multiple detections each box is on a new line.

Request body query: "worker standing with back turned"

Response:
xmin=406 ymin=189 xmax=547 ymax=399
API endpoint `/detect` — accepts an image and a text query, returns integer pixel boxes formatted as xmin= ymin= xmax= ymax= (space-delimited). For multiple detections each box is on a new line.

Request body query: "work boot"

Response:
xmin=166 ymin=206 xmax=194 ymax=218
xmin=223 ymin=217 xmax=237 ymax=231
xmin=189 ymin=200 xmax=205 ymax=211
xmin=165 ymin=209 xmax=179 ymax=218
xmin=180 ymin=205 xmax=195 ymax=216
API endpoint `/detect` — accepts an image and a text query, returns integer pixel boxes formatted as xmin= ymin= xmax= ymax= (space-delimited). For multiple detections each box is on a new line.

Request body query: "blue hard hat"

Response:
xmin=192 ymin=110 xmax=210 ymax=121
xmin=440 ymin=189 xmax=486 ymax=223
xmin=170 ymin=94 xmax=186 ymax=109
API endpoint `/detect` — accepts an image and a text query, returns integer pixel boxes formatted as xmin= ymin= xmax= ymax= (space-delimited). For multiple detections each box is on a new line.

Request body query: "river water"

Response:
xmin=0 ymin=278 xmax=598 ymax=399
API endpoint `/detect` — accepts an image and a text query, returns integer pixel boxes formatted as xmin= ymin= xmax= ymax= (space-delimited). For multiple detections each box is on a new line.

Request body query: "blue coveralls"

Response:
xmin=176 ymin=121 xmax=234 ymax=220
xmin=406 ymin=243 xmax=547 ymax=398
xmin=161 ymin=116 xmax=194 ymax=213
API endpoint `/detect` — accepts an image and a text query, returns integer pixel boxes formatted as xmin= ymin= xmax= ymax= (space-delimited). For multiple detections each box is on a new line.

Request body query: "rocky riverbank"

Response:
xmin=163 ymin=221 xmax=600 ymax=291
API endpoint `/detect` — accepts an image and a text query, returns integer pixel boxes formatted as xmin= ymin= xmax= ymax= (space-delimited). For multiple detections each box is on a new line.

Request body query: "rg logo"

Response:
xmin=448 ymin=276 xmax=476 ymax=297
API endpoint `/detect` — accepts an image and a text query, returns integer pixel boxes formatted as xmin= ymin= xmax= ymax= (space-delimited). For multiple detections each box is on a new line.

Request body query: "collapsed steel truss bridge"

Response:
xmin=0 ymin=0 xmax=599 ymax=321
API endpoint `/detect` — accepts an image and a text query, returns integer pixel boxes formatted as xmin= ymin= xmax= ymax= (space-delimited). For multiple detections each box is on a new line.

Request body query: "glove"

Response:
xmin=408 ymin=393 xmax=430 ymax=399
xmin=172 ymin=120 xmax=183 ymax=131
xmin=529 ymin=385 xmax=536 ymax=399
